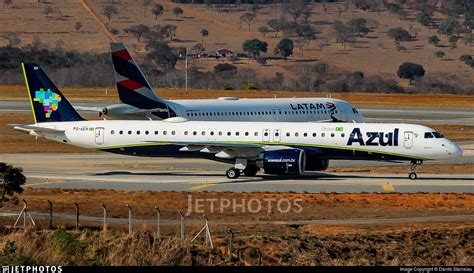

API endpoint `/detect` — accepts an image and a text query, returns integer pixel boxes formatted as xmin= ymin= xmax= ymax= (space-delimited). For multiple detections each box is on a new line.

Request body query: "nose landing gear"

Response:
xmin=408 ymin=160 xmax=423 ymax=180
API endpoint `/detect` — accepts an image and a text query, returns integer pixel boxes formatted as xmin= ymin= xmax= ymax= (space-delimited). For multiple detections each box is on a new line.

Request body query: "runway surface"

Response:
xmin=1 ymin=100 xmax=473 ymax=125
xmin=1 ymin=153 xmax=472 ymax=193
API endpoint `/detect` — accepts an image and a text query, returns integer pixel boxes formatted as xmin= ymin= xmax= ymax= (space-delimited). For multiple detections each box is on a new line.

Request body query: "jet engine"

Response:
xmin=305 ymin=158 xmax=329 ymax=171
xmin=257 ymin=149 xmax=306 ymax=175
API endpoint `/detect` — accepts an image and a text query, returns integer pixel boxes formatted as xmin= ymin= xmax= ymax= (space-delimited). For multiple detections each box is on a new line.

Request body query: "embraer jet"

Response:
xmin=77 ymin=43 xmax=364 ymax=123
xmin=14 ymin=64 xmax=462 ymax=180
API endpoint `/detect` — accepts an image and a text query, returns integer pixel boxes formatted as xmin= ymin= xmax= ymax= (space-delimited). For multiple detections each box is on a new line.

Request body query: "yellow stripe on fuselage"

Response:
xmin=21 ymin=63 xmax=37 ymax=124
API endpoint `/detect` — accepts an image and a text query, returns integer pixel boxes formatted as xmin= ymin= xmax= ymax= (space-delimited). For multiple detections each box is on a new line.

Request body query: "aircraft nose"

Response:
xmin=448 ymin=142 xmax=463 ymax=157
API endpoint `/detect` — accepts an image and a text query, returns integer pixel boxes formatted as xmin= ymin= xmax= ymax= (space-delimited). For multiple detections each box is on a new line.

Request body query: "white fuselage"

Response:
xmin=33 ymin=120 xmax=461 ymax=162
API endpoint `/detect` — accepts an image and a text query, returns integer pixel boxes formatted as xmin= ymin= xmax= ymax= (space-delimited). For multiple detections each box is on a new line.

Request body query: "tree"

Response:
xmin=295 ymin=38 xmax=310 ymax=56
xmin=152 ymin=4 xmax=164 ymax=20
xmin=438 ymin=19 xmax=459 ymax=36
xmin=428 ymin=35 xmax=440 ymax=47
xmin=459 ymin=55 xmax=472 ymax=63
xmin=214 ymin=63 xmax=237 ymax=75
xmin=397 ymin=62 xmax=425 ymax=83
xmin=1 ymin=32 xmax=21 ymax=47
xmin=43 ymin=6 xmax=55 ymax=16
xmin=161 ymin=24 xmax=177 ymax=41
xmin=240 ymin=13 xmax=256 ymax=32
xmin=435 ymin=51 xmax=445 ymax=58
xmin=267 ymin=19 xmax=283 ymax=38
xmin=124 ymin=24 xmax=150 ymax=42
xmin=200 ymin=29 xmax=209 ymax=44
xmin=3 ymin=0 xmax=13 ymax=8
xmin=242 ymin=39 xmax=268 ymax=59
xmin=332 ymin=21 xmax=354 ymax=48
xmin=142 ymin=0 xmax=152 ymax=10
xmin=416 ymin=12 xmax=433 ymax=26
xmin=173 ymin=7 xmax=183 ymax=17
xmin=258 ymin=26 xmax=270 ymax=37
xmin=74 ymin=21 xmax=82 ymax=32
xmin=282 ymin=0 xmax=307 ymax=22
xmin=146 ymin=42 xmax=177 ymax=70
xmin=347 ymin=18 xmax=369 ymax=36
xmin=192 ymin=43 xmax=205 ymax=55
xmin=388 ymin=27 xmax=411 ymax=41
xmin=0 ymin=162 xmax=26 ymax=204
xmin=103 ymin=5 xmax=118 ymax=25
xmin=274 ymin=38 xmax=294 ymax=60
xmin=296 ymin=24 xmax=316 ymax=40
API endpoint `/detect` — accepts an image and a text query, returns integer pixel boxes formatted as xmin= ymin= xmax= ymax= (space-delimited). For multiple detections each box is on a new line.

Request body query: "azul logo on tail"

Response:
xmin=347 ymin=128 xmax=399 ymax=146
xmin=34 ymin=88 xmax=62 ymax=118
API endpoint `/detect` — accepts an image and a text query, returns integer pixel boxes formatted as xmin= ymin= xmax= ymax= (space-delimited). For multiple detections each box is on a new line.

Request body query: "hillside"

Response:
xmin=0 ymin=0 xmax=472 ymax=92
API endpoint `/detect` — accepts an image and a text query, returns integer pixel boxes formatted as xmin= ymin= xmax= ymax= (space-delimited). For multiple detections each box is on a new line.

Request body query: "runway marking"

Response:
xmin=190 ymin=183 xmax=218 ymax=190
xmin=382 ymin=183 xmax=395 ymax=191
xmin=24 ymin=180 xmax=63 ymax=187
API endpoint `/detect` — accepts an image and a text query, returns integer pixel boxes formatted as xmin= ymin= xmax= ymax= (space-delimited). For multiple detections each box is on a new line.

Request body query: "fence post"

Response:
xmin=47 ymin=200 xmax=53 ymax=229
xmin=74 ymin=202 xmax=79 ymax=231
xmin=227 ymin=229 xmax=234 ymax=261
xmin=101 ymin=203 xmax=107 ymax=232
xmin=178 ymin=211 xmax=184 ymax=241
xmin=155 ymin=206 xmax=160 ymax=238
xmin=23 ymin=199 xmax=27 ymax=228
xmin=126 ymin=204 xmax=132 ymax=235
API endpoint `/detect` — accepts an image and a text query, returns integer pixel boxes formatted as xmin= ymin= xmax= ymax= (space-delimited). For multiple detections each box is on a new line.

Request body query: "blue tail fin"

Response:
xmin=22 ymin=63 xmax=84 ymax=123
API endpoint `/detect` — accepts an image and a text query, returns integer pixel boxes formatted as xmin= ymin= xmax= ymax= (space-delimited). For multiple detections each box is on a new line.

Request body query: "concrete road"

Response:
xmin=1 ymin=153 xmax=472 ymax=193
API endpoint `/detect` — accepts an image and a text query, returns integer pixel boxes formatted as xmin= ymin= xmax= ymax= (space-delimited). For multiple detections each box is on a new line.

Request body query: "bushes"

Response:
xmin=388 ymin=28 xmax=411 ymax=41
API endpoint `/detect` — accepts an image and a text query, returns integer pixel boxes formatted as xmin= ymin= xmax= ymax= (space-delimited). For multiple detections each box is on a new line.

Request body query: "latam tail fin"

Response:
xmin=110 ymin=42 xmax=165 ymax=108
xmin=21 ymin=63 xmax=84 ymax=123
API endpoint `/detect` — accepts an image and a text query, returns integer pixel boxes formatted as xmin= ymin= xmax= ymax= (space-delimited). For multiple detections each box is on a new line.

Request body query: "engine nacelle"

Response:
xmin=258 ymin=149 xmax=306 ymax=175
xmin=305 ymin=159 xmax=329 ymax=171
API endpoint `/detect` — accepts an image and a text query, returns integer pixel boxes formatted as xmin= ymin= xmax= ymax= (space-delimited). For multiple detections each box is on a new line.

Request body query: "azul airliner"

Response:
xmin=15 ymin=64 xmax=462 ymax=180
xmin=76 ymin=43 xmax=364 ymax=123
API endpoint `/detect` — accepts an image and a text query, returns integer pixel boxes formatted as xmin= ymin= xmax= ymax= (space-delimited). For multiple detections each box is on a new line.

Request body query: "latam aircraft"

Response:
xmin=77 ymin=43 xmax=364 ymax=123
xmin=14 ymin=63 xmax=462 ymax=180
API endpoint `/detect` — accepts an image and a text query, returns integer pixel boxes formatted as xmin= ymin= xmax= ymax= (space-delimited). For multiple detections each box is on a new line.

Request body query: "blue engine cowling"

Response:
xmin=258 ymin=149 xmax=306 ymax=175
xmin=305 ymin=159 xmax=329 ymax=171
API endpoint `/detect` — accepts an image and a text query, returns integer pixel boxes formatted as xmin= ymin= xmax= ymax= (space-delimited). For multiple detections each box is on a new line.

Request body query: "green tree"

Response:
xmin=146 ymin=42 xmax=177 ymax=70
xmin=438 ymin=19 xmax=459 ymax=36
xmin=416 ymin=12 xmax=432 ymax=26
xmin=152 ymin=4 xmax=164 ymax=21
xmin=242 ymin=39 xmax=268 ymax=59
xmin=428 ymin=35 xmax=440 ymax=47
xmin=173 ymin=7 xmax=183 ymax=17
xmin=459 ymin=54 xmax=472 ymax=63
xmin=435 ymin=51 xmax=445 ymax=58
xmin=388 ymin=27 xmax=411 ymax=41
xmin=397 ymin=62 xmax=425 ymax=84
xmin=0 ymin=162 xmax=26 ymax=204
xmin=274 ymin=38 xmax=294 ymax=60
xmin=449 ymin=35 xmax=458 ymax=50
xmin=102 ymin=5 xmax=118 ymax=26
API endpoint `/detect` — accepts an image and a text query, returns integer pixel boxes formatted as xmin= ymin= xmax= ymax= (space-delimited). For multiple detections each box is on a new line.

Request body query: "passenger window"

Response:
xmin=128 ymin=131 xmax=132 ymax=135
xmin=286 ymin=132 xmax=290 ymax=137
xmin=111 ymin=130 xmax=115 ymax=135
xmin=193 ymin=131 xmax=197 ymax=135
xmin=236 ymin=132 xmax=240 ymax=136
xmin=313 ymin=133 xmax=317 ymax=137
xmin=119 ymin=130 xmax=123 ymax=135
xmin=254 ymin=132 xmax=258 ymax=136
xmin=275 ymin=132 xmax=280 ymax=137
xmin=155 ymin=131 xmax=158 ymax=135
xmin=184 ymin=131 xmax=188 ymax=135
xmin=295 ymin=133 xmax=299 ymax=137
xmin=145 ymin=131 xmax=149 ymax=135
xmin=219 ymin=132 xmax=223 ymax=136
xmin=341 ymin=133 xmax=345 ymax=137
xmin=172 ymin=131 xmax=175 ymax=135
xmin=202 ymin=131 xmax=206 ymax=135
xmin=303 ymin=133 xmax=308 ymax=137
xmin=245 ymin=132 xmax=249 ymax=136
xmin=227 ymin=132 xmax=231 ymax=136
xmin=322 ymin=133 xmax=325 ymax=137
xmin=163 ymin=131 xmax=167 ymax=135
xmin=331 ymin=133 xmax=335 ymax=137
xmin=210 ymin=131 xmax=214 ymax=136
xmin=264 ymin=132 xmax=269 ymax=136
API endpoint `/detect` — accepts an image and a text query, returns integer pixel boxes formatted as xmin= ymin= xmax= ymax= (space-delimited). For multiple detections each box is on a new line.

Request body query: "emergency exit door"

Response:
xmin=95 ymin=127 xmax=104 ymax=145
xmin=404 ymin=131 xmax=413 ymax=149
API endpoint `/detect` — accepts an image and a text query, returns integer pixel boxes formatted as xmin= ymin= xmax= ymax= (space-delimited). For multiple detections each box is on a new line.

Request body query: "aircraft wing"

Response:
xmin=144 ymin=141 xmax=289 ymax=159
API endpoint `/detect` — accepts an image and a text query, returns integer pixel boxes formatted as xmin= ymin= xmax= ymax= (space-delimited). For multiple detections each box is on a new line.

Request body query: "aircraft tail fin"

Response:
xmin=21 ymin=63 xmax=84 ymax=123
xmin=110 ymin=42 xmax=164 ymax=108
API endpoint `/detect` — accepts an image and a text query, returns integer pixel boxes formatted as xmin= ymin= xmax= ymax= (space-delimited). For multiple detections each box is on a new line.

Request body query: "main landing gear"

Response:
xmin=409 ymin=160 xmax=423 ymax=180
xmin=226 ymin=159 xmax=260 ymax=179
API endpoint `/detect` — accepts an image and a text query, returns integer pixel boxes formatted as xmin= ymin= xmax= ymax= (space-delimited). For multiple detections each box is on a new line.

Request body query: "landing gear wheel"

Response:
xmin=409 ymin=172 xmax=417 ymax=180
xmin=226 ymin=168 xmax=240 ymax=179
xmin=243 ymin=167 xmax=259 ymax=177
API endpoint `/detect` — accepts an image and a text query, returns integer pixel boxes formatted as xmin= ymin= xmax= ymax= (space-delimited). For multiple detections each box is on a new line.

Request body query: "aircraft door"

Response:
xmin=273 ymin=129 xmax=281 ymax=142
xmin=263 ymin=129 xmax=270 ymax=142
xmin=404 ymin=131 xmax=413 ymax=149
xmin=95 ymin=127 xmax=104 ymax=145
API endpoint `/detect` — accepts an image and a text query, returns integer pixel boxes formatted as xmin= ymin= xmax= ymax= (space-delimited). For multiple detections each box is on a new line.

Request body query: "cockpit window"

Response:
xmin=352 ymin=108 xmax=359 ymax=114
xmin=425 ymin=132 xmax=444 ymax=139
